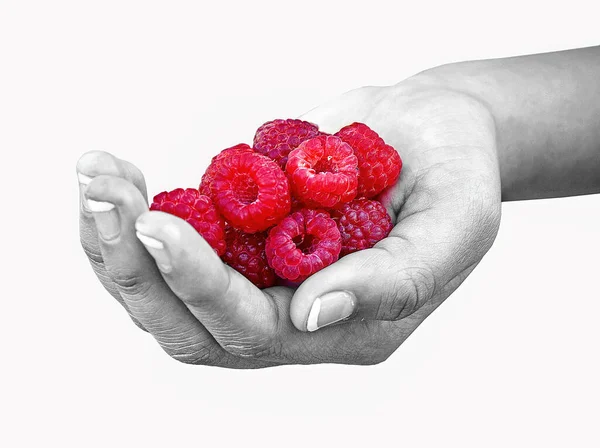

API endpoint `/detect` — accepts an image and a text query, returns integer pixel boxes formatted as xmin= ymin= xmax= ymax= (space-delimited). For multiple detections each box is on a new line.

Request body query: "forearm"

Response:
xmin=419 ymin=46 xmax=600 ymax=201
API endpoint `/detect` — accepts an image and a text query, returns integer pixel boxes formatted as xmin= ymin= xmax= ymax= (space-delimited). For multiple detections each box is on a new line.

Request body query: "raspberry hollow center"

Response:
xmin=232 ymin=173 xmax=258 ymax=204
xmin=313 ymin=155 xmax=337 ymax=174
xmin=293 ymin=233 xmax=318 ymax=254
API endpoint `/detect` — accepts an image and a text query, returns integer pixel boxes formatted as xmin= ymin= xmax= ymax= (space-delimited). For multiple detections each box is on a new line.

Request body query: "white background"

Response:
xmin=1 ymin=1 xmax=599 ymax=447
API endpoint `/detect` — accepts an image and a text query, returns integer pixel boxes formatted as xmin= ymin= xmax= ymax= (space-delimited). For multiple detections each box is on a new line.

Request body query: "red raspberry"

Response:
xmin=150 ymin=188 xmax=226 ymax=256
xmin=210 ymin=151 xmax=291 ymax=233
xmin=222 ymin=228 xmax=275 ymax=289
xmin=199 ymin=143 xmax=254 ymax=196
xmin=331 ymin=198 xmax=393 ymax=256
xmin=265 ymin=208 xmax=341 ymax=282
xmin=286 ymin=135 xmax=358 ymax=208
xmin=253 ymin=119 xmax=321 ymax=169
xmin=335 ymin=122 xmax=402 ymax=198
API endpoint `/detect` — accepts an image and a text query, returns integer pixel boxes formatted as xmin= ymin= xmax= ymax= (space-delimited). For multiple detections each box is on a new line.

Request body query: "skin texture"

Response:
xmin=418 ymin=46 xmax=600 ymax=200
xmin=78 ymin=46 xmax=599 ymax=368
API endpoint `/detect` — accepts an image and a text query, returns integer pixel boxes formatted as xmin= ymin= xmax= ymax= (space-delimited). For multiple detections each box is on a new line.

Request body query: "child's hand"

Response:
xmin=77 ymin=80 xmax=501 ymax=367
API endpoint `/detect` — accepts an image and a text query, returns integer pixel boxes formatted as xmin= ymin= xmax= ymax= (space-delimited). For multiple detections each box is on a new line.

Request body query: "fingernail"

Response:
xmin=306 ymin=291 xmax=356 ymax=332
xmin=87 ymin=200 xmax=120 ymax=240
xmin=136 ymin=231 xmax=172 ymax=273
xmin=77 ymin=172 xmax=94 ymax=212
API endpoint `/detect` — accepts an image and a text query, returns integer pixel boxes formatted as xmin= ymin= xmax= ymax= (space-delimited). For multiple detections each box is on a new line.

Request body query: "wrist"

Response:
xmin=404 ymin=51 xmax=600 ymax=200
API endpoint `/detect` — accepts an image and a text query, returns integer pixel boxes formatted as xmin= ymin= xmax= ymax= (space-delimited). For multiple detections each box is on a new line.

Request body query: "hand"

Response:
xmin=78 ymin=77 xmax=501 ymax=367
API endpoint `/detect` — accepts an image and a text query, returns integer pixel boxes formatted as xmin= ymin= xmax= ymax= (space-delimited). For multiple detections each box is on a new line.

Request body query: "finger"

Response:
xmin=77 ymin=150 xmax=148 ymax=197
xmin=134 ymin=210 xmax=285 ymax=358
xmin=133 ymin=210 xmax=402 ymax=364
xmin=77 ymin=150 xmax=148 ymax=330
xmin=290 ymin=173 xmax=501 ymax=332
xmin=134 ymin=207 xmax=449 ymax=365
xmin=84 ymin=174 xmax=271 ymax=368
xmin=136 ymin=211 xmax=406 ymax=364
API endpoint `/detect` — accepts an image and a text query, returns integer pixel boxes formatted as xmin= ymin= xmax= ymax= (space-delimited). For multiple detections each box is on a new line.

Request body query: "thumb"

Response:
xmin=289 ymin=237 xmax=436 ymax=332
xmin=289 ymin=198 xmax=500 ymax=332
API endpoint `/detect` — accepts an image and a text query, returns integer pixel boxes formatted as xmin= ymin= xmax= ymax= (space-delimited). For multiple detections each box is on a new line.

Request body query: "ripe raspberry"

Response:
xmin=331 ymin=198 xmax=393 ymax=256
xmin=210 ymin=151 xmax=291 ymax=233
xmin=335 ymin=122 xmax=402 ymax=198
xmin=150 ymin=188 xmax=226 ymax=256
xmin=253 ymin=119 xmax=321 ymax=169
xmin=199 ymin=143 xmax=254 ymax=196
xmin=222 ymin=228 xmax=275 ymax=289
xmin=286 ymin=135 xmax=358 ymax=208
xmin=265 ymin=208 xmax=341 ymax=282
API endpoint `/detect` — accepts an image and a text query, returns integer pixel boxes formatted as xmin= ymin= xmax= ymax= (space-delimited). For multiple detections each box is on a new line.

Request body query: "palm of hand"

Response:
xmin=79 ymin=81 xmax=501 ymax=368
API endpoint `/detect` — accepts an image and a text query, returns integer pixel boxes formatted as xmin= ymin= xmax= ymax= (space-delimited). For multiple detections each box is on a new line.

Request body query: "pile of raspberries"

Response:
xmin=150 ymin=119 xmax=402 ymax=288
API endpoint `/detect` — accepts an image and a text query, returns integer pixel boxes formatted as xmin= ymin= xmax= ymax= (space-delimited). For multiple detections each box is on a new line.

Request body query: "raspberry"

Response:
xmin=265 ymin=208 xmax=341 ymax=282
xmin=286 ymin=135 xmax=358 ymax=208
xmin=222 ymin=228 xmax=275 ymax=289
xmin=199 ymin=143 xmax=254 ymax=196
xmin=253 ymin=119 xmax=321 ymax=169
xmin=150 ymin=188 xmax=226 ymax=256
xmin=331 ymin=198 xmax=393 ymax=256
xmin=335 ymin=122 xmax=402 ymax=198
xmin=210 ymin=151 xmax=291 ymax=233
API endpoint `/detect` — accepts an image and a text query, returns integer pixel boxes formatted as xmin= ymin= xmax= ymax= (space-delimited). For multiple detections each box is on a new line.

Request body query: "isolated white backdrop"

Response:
xmin=1 ymin=1 xmax=598 ymax=447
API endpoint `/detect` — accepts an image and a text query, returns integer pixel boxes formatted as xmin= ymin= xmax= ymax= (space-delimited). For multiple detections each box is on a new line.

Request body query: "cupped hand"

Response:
xmin=78 ymin=77 xmax=501 ymax=367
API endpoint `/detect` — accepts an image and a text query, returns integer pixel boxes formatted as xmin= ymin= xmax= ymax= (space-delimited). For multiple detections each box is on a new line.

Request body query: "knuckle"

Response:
xmin=109 ymin=269 xmax=151 ymax=297
xmin=80 ymin=238 xmax=104 ymax=266
xmin=169 ymin=347 xmax=215 ymax=365
xmin=223 ymin=338 xmax=283 ymax=360
xmin=161 ymin=334 xmax=223 ymax=366
xmin=378 ymin=264 xmax=437 ymax=321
